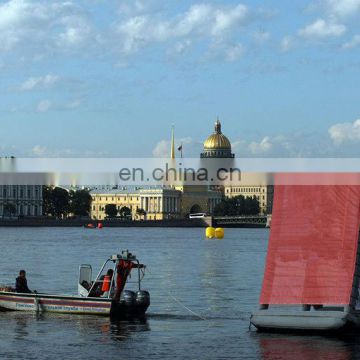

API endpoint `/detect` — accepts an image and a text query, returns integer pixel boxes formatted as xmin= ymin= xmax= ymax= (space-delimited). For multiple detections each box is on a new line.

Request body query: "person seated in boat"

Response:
xmin=89 ymin=269 xmax=114 ymax=297
xmin=15 ymin=270 xmax=32 ymax=294
xmin=114 ymin=260 xmax=145 ymax=301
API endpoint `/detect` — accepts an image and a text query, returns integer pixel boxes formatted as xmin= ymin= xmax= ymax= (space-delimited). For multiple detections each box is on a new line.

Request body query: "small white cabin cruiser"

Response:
xmin=0 ymin=250 xmax=150 ymax=317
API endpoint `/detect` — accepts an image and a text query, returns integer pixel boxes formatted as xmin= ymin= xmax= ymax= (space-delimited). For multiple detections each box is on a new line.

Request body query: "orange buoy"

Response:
xmin=101 ymin=275 xmax=111 ymax=292
xmin=97 ymin=222 xmax=103 ymax=229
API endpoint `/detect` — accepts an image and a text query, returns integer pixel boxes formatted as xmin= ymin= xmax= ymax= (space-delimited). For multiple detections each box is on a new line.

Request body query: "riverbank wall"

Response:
xmin=0 ymin=217 xmax=213 ymax=228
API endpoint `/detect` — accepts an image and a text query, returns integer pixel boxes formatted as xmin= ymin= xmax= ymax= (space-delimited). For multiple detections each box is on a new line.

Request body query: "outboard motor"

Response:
xmin=136 ymin=290 xmax=150 ymax=313
xmin=119 ymin=290 xmax=136 ymax=309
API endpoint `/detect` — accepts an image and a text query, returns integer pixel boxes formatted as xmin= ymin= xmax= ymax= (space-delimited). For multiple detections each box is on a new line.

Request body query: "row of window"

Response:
xmin=0 ymin=204 xmax=40 ymax=216
xmin=1 ymin=186 xmax=41 ymax=199
xmin=93 ymin=205 xmax=135 ymax=211
xmin=227 ymin=187 xmax=265 ymax=193
xmin=92 ymin=196 xmax=139 ymax=202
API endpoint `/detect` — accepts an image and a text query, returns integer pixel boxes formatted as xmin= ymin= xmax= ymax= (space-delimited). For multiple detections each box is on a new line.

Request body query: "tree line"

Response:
xmin=43 ymin=186 xmax=92 ymax=218
xmin=213 ymin=195 xmax=260 ymax=216
xmin=104 ymin=204 xmax=147 ymax=220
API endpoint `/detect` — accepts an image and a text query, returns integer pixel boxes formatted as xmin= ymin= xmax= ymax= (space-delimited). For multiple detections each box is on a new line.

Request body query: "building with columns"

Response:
xmin=0 ymin=185 xmax=43 ymax=217
xmin=90 ymin=187 xmax=182 ymax=221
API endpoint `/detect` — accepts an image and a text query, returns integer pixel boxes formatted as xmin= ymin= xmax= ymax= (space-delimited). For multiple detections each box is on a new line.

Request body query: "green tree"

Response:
xmin=42 ymin=186 xmax=54 ymax=216
xmin=70 ymin=189 xmax=92 ymax=216
xmin=119 ymin=206 xmax=131 ymax=219
xmin=52 ymin=187 xmax=70 ymax=218
xmin=214 ymin=195 xmax=260 ymax=216
xmin=3 ymin=203 xmax=16 ymax=217
xmin=42 ymin=186 xmax=70 ymax=218
xmin=105 ymin=204 xmax=118 ymax=218
xmin=136 ymin=208 xmax=146 ymax=219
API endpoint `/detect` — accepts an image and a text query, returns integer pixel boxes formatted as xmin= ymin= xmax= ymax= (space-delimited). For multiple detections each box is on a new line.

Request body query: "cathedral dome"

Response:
xmin=201 ymin=119 xmax=234 ymax=159
xmin=203 ymin=120 xmax=232 ymax=150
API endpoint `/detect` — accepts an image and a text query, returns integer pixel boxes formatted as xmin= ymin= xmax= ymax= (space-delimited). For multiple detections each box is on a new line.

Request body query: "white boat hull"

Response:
xmin=0 ymin=291 xmax=112 ymax=316
xmin=250 ymin=307 xmax=360 ymax=332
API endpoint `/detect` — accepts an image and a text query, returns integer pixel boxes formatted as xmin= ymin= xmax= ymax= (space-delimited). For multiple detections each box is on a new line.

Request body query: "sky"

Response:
xmin=0 ymin=0 xmax=360 ymax=157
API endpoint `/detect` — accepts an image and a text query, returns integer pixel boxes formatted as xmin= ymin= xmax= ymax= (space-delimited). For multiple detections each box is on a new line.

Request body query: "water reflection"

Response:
xmin=109 ymin=318 xmax=150 ymax=341
xmin=255 ymin=333 xmax=354 ymax=360
xmin=9 ymin=312 xmax=150 ymax=344
xmin=14 ymin=314 xmax=30 ymax=339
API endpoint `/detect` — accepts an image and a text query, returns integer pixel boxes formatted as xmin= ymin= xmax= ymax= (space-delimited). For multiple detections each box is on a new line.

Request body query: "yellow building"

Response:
xmin=224 ymin=185 xmax=273 ymax=215
xmin=90 ymin=187 xmax=182 ymax=220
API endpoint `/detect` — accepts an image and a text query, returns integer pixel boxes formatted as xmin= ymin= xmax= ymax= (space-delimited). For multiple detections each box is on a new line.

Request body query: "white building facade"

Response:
xmin=0 ymin=185 xmax=43 ymax=217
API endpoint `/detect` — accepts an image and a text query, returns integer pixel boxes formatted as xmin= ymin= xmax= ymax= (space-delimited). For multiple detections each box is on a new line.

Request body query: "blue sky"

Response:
xmin=0 ymin=0 xmax=360 ymax=157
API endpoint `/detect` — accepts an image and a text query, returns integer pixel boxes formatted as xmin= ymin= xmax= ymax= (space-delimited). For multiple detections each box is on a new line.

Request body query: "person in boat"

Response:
xmin=114 ymin=260 xmax=145 ymax=301
xmin=89 ymin=269 xmax=114 ymax=297
xmin=15 ymin=270 xmax=32 ymax=294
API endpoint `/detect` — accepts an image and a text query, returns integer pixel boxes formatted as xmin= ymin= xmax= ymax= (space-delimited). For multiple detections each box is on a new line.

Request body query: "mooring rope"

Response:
xmin=146 ymin=267 xmax=207 ymax=321
xmin=166 ymin=292 xmax=207 ymax=321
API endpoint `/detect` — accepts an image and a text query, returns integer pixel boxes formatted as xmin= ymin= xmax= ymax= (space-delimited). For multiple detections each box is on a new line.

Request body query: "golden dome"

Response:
xmin=203 ymin=119 xmax=231 ymax=150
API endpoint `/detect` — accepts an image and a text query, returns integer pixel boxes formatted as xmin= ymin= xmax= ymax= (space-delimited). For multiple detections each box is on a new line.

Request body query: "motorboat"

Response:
xmin=0 ymin=250 xmax=150 ymax=317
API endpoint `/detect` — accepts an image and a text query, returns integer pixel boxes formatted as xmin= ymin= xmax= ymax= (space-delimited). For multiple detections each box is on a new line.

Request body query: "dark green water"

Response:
xmin=0 ymin=227 xmax=359 ymax=359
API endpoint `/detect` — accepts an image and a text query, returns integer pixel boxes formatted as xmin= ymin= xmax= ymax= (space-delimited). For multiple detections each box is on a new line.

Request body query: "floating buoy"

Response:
xmin=97 ymin=222 xmax=103 ymax=229
xmin=205 ymin=227 xmax=215 ymax=239
xmin=215 ymin=227 xmax=224 ymax=239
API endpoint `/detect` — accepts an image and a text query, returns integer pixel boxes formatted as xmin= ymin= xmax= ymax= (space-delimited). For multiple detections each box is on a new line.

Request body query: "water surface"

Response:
xmin=0 ymin=227 xmax=359 ymax=359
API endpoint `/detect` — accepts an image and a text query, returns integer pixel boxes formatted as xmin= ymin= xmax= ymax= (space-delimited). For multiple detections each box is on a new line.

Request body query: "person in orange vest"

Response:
xmin=114 ymin=260 xmax=145 ymax=301
xmin=89 ymin=269 xmax=114 ymax=297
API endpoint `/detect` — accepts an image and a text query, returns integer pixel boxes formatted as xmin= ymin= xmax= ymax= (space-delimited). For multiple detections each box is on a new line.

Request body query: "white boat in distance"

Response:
xmin=0 ymin=250 xmax=150 ymax=317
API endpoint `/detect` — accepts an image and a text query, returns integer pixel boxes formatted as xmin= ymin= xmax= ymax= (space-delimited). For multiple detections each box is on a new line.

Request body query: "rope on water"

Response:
xmin=166 ymin=292 xmax=207 ymax=321
xmin=146 ymin=267 xmax=207 ymax=321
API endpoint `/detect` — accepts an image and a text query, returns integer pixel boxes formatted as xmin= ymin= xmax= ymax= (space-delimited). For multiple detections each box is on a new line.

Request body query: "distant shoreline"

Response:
xmin=0 ymin=217 xmax=267 ymax=228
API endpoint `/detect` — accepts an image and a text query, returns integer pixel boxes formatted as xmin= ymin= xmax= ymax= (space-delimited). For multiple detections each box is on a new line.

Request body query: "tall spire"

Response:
xmin=170 ymin=125 xmax=175 ymax=159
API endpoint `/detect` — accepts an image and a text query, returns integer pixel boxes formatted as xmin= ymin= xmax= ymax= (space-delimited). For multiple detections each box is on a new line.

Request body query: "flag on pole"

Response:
xmin=177 ymin=144 xmax=183 ymax=158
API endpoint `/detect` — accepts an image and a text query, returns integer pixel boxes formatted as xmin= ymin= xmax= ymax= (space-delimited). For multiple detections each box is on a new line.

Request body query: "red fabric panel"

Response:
xmin=260 ymin=185 xmax=360 ymax=305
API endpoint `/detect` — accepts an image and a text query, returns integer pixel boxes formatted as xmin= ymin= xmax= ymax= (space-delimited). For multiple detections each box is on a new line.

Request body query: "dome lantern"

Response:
xmin=215 ymin=119 xmax=222 ymax=134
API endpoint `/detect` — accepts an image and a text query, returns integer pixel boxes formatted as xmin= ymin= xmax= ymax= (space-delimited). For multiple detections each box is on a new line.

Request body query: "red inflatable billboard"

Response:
xmin=260 ymin=185 xmax=360 ymax=305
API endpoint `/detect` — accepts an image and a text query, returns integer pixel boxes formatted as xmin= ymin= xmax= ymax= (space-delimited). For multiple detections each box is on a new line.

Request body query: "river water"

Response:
xmin=0 ymin=227 xmax=360 ymax=360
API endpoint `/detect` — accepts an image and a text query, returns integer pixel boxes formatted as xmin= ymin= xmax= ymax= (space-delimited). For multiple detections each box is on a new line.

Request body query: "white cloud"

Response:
xmin=211 ymin=4 xmax=248 ymax=36
xmin=299 ymin=18 xmax=346 ymax=39
xmin=65 ymin=99 xmax=81 ymax=110
xmin=248 ymin=137 xmax=273 ymax=154
xmin=329 ymin=119 xmax=360 ymax=144
xmin=342 ymin=34 xmax=360 ymax=48
xmin=115 ymin=3 xmax=251 ymax=56
xmin=166 ymin=39 xmax=192 ymax=58
xmin=31 ymin=145 xmax=47 ymax=156
xmin=57 ymin=23 xmax=92 ymax=48
xmin=232 ymin=133 xmax=333 ymax=157
xmin=36 ymin=99 xmax=52 ymax=113
xmin=152 ymin=140 xmax=169 ymax=157
xmin=253 ymin=31 xmax=270 ymax=43
xmin=280 ymin=35 xmax=294 ymax=52
xmin=224 ymin=43 xmax=245 ymax=62
xmin=152 ymin=137 xmax=199 ymax=157
xmin=174 ymin=39 xmax=192 ymax=54
xmin=20 ymin=74 xmax=59 ymax=91
xmin=0 ymin=0 xmax=94 ymax=55
xmin=325 ymin=0 xmax=360 ymax=18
